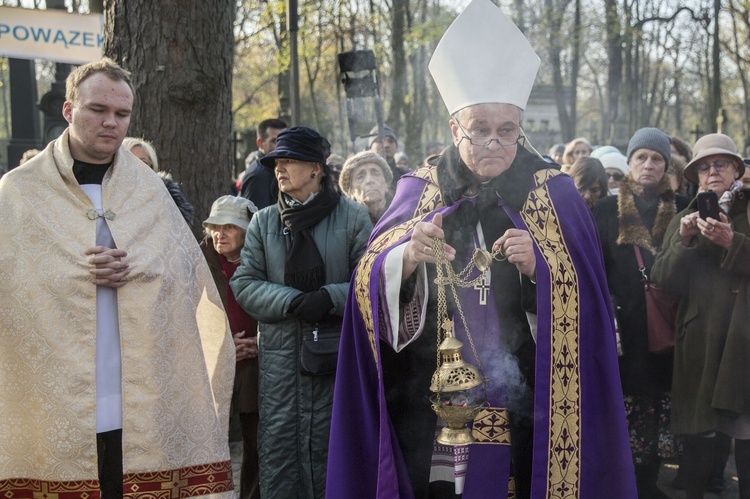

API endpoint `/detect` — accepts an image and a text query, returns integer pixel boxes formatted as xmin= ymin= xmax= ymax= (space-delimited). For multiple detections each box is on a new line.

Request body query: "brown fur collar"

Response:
xmin=616 ymin=174 xmax=676 ymax=253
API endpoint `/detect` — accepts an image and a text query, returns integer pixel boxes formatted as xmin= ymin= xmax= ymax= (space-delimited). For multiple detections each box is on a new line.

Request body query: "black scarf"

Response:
xmin=277 ymin=186 xmax=340 ymax=292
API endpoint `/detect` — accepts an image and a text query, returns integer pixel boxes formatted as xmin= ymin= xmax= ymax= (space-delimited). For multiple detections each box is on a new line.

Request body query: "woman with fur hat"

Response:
xmin=652 ymin=133 xmax=750 ymax=498
xmin=229 ymin=126 xmax=372 ymax=499
xmin=339 ymin=151 xmax=393 ymax=225
xmin=593 ymin=127 xmax=690 ymax=498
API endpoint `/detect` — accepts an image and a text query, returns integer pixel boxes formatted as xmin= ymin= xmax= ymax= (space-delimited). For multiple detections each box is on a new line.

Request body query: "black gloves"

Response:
xmin=288 ymin=288 xmax=333 ymax=324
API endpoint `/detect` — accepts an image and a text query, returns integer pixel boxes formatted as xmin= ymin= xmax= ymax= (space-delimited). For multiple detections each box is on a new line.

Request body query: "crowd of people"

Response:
xmin=2 ymin=0 xmax=750 ymax=498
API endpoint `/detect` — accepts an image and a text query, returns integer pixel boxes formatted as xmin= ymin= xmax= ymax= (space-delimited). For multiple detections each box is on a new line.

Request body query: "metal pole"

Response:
xmin=7 ymin=59 xmax=42 ymax=170
xmin=287 ymin=0 xmax=300 ymax=126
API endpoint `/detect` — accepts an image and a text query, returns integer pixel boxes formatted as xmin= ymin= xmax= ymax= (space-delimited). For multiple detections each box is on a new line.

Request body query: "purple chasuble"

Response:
xmin=326 ymin=159 xmax=636 ymax=498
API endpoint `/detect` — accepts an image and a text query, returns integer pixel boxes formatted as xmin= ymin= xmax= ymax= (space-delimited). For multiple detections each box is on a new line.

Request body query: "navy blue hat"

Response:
xmin=260 ymin=126 xmax=331 ymax=168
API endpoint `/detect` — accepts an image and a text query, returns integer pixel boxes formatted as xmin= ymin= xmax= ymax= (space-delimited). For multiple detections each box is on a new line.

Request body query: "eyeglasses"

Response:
xmin=453 ymin=117 xmax=524 ymax=148
xmin=697 ymin=159 xmax=733 ymax=174
xmin=607 ymin=172 xmax=624 ymax=181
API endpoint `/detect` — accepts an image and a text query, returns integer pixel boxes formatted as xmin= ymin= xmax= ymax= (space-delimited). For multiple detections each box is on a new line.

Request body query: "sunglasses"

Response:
xmin=607 ymin=172 xmax=624 ymax=181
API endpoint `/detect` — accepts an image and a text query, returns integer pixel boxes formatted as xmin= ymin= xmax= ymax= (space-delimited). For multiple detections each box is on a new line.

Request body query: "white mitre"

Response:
xmin=428 ymin=0 xmax=541 ymax=115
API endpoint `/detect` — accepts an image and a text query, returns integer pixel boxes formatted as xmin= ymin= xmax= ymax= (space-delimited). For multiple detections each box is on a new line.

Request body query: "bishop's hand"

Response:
xmin=493 ymin=229 xmax=536 ymax=280
xmin=402 ymin=213 xmax=456 ymax=280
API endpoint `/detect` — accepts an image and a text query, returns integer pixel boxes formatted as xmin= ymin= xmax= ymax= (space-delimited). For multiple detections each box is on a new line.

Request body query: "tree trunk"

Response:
xmin=569 ymin=0 xmax=581 ymax=137
xmin=403 ymin=0 xmax=426 ymax=166
xmin=604 ymin=0 xmax=622 ymax=143
xmin=709 ymin=0 xmax=721 ymax=133
xmin=673 ymin=75 xmax=683 ymax=133
xmin=103 ymin=0 xmax=234 ymax=239
xmin=622 ymin=0 xmax=634 ymax=133
xmin=387 ymin=0 xmax=407 ymax=139
xmin=728 ymin=0 xmax=750 ymax=154
xmin=545 ymin=0 xmax=573 ymax=142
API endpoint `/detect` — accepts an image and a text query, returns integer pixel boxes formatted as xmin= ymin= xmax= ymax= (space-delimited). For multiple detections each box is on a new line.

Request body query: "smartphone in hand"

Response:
xmin=697 ymin=190 xmax=720 ymax=220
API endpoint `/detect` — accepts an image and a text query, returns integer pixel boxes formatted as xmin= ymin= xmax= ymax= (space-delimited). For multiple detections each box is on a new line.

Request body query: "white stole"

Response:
xmin=81 ymin=184 xmax=122 ymax=433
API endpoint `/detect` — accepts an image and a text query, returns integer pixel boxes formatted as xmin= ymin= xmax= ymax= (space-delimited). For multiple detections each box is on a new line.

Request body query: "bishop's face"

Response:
xmin=450 ymin=103 xmax=521 ymax=181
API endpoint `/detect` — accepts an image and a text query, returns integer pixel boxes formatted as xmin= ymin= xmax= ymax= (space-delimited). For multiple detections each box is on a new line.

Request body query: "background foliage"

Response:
xmin=3 ymin=0 xmax=750 ymax=168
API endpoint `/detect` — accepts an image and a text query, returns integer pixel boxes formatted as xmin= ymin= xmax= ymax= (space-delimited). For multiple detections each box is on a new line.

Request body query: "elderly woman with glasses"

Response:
xmin=652 ymin=133 xmax=750 ymax=498
xmin=593 ymin=127 xmax=690 ymax=498
xmin=199 ymin=195 xmax=260 ymax=499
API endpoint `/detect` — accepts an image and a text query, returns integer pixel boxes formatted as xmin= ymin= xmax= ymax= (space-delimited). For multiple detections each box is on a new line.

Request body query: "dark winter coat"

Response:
xmin=159 ymin=172 xmax=194 ymax=227
xmin=240 ymin=157 xmax=277 ymax=209
xmin=652 ymin=187 xmax=750 ymax=434
xmin=230 ymin=195 xmax=371 ymax=499
xmin=593 ymin=176 xmax=689 ymax=396
xmin=199 ymin=236 xmax=259 ymax=414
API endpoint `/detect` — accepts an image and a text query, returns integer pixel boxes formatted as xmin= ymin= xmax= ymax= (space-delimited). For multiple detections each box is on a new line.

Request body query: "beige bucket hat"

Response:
xmin=203 ymin=195 xmax=258 ymax=230
xmin=684 ymin=133 xmax=745 ymax=185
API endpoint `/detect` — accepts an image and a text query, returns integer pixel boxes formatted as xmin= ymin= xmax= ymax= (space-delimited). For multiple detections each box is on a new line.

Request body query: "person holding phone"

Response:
xmin=652 ymin=133 xmax=750 ymax=498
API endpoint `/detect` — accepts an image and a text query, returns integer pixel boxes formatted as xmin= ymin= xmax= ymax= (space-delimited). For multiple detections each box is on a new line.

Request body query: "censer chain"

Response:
xmin=432 ymin=237 xmax=488 ymax=403
xmin=433 ymin=243 xmax=506 ymax=288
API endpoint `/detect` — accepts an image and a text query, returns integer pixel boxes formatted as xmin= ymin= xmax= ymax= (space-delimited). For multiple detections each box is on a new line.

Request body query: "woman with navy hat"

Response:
xmin=230 ymin=126 xmax=371 ymax=499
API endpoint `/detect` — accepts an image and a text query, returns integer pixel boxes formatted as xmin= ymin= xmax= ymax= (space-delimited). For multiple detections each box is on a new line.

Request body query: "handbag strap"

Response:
xmin=633 ymin=245 xmax=649 ymax=282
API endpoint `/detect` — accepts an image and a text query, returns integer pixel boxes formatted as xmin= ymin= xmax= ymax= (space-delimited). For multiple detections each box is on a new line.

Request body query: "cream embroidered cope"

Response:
xmin=0 ymin=131 xmax=235 ymax=498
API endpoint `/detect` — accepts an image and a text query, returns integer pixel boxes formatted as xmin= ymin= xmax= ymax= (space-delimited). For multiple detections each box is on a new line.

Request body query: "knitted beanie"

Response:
xmin=339 ymin=151 xmax=393 ymax=196
xmin=590 ymin=145 xmax=621 ymax=159
xmin=599 ymin=152 xmax=629 ymax=175
xmin=368 ymin=125 xmax=398 ymax=148
xmin=394 ymin=151 xmax=409 ymax=165
xmin=626 ymin=127 xmax=671 ymax=166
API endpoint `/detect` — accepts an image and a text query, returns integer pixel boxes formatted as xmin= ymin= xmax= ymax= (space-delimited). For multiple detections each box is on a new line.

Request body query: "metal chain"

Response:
xmin=433 ymin=237 xmax=449 ymax=373
xmin=432 ymin=237 xmax=488 ymax=403
xmin=434 ymin=246 xmax=506 ymax=288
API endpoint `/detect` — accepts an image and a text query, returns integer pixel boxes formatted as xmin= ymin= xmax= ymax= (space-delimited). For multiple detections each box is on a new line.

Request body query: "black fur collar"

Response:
xmin=436 ymin=145 xmax=550 ymax=211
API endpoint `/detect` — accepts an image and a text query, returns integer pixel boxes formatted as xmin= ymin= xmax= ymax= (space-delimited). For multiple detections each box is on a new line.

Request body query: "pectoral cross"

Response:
xmin=473 ymin=274 xmax=490 ymax=305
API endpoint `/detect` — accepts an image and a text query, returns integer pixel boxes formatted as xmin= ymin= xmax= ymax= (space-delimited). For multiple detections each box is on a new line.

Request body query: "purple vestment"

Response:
xmin=326 ymin=154 xmax=636 ymax=498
